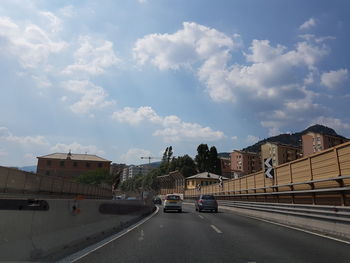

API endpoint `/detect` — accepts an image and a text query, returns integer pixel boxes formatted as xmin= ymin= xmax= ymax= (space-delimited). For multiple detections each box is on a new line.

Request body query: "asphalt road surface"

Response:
xmin=77 ymin=203 xmax=350 ymax=263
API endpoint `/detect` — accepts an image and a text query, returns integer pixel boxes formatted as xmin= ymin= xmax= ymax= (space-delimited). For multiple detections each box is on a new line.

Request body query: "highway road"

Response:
xmin=77 ymin=203 xmax=350 ymax=263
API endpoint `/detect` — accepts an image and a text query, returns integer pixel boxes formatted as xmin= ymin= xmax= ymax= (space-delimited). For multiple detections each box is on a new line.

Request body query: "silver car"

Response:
xmin=195 ymin=194 xmax=218 ymax=213
xmin=163 ymin=194 xmax=182 ymax=213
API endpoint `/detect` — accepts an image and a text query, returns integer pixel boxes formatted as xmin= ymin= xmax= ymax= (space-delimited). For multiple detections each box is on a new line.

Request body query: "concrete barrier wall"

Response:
xmin=0 ymin=198 xmax=154 ymax=261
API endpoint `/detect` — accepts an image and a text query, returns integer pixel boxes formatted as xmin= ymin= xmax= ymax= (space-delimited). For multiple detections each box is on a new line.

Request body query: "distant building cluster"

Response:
xmin=121 ymin=165 xmax=153 ymax=182
xmin=34 ymin=129 xmax=348 ymax=187
xmin=228 ymin=131 xmax=348 ymax=178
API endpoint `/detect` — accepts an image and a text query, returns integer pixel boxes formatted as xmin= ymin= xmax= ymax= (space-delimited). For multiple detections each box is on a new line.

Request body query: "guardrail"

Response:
xmin=185 ymin=141 xmax=350 ymax=206
xmin=0 ymin=166 xmax=111 ymax=198
xmin=217 ymin=200 xmax=350 ymax=223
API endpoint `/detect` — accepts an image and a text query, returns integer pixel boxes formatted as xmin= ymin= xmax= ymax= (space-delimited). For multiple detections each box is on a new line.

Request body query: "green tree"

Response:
xmin=168 ymin=154 xmax=197 ymax=177
xmin=208 ymin=146 xmax=221 ymax=175
xmin=195 ymin=144 xmax=209 ymax=172
xmin=75 ymin=169 xmax=112 ymax=185
xmin=159 ymin=146 xmax=173 ymax=174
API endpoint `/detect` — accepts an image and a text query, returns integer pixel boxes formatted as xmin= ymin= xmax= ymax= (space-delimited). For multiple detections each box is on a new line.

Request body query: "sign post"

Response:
xmin=264 ymin=158 xmax=274 ymax=179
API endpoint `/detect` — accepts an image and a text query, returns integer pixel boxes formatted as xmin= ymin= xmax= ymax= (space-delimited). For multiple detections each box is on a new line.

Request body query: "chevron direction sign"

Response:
xmin=264 ymin=158 xmax=274 ymax=179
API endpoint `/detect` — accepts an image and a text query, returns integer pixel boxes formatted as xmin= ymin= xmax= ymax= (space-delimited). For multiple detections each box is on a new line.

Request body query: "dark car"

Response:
xmin=153 ymin=196 xmax=162 ymax=205
xmin=195 ymin=194 xmax=218 ymax=213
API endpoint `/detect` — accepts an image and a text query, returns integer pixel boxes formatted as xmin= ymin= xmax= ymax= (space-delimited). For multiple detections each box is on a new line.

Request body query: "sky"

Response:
xmin=1 ymin=0 xmax=350 ymax=167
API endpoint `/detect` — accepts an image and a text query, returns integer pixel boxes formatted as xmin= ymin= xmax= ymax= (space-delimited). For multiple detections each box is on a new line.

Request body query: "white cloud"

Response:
xmin=120 ymin=148 xmax=151 ymax=165
xmin=51 ymin=142 xmax=105 ymax=156
xmin=59 ymin=5 xmax=76 ymax=17
xmin=62 ymin=36 xmax=120 ymax=75
xmin=62 ymin=80 xmax=115 ymax=114
xmin=133 ymin=22 xmax=332 ymax=134
xmin=39 ymin=11 xmax=62 ymax=33
xmin=311 ymin=116 xmax=350 ymax=132
xmin=321 ymin=68 xmax=349 ymax=89
xmin=133 ymin=22 xmax=235 ymax=71
xmin=0 ymin=16 xmax=67 ymax=68
xmin=112 ymin=106 xmax=162 ymax=125
xmin=0 ymin=127 xmax=49 ymax=145
xmin=299 ymin=18 xmax=317 ymax=30
xmin=112 ymin=106 xmax=225 ymax=142
xmin=231 ymin=136 xmax=238 ymax=141
xmin=246 ymin=135 xmax=259 ymax=144
xmin=134 ymin=22 xmax=328 ymax=104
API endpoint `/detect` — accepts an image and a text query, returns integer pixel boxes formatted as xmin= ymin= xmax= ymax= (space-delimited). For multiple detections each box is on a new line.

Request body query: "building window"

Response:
xmin=60 ymin=161 xmax=65 ymax=167
xmin=86 ymin=162 xmax=90 ymax=168
xmin=73 ymin=162 xmax=78 ymax=167
xmin=98 ymin=163 xmax=103 ymax=168
xmin=47 ymin=160 xmax=51 ymax=166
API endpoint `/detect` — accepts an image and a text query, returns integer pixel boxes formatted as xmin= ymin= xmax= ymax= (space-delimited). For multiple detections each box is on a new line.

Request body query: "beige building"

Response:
xmin=261 ymin=142 xmax=301 ymax=167
xmin=302 ymin=132 xmax=348 ymax=156
xmin=185 ymin=172 xmax=228 ymax=189
xmin=230 ymin=150 xmax=261 ymax=177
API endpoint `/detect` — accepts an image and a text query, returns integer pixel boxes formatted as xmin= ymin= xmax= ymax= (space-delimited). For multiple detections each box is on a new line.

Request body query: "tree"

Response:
xmin=168 ymin=154 xmax=197 ymax=177
xmin=75 ymin=169 xmax=112 ymax=185
xmin=208 ymin=146 xmax=221 ymax=175
xmin=195 ymin=144 xmax=209 ymax=172
xmin=159 ymin=146 xmax=173 ymax=174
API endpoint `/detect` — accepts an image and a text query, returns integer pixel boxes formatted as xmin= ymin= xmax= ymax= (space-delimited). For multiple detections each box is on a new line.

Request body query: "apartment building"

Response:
xmin=261 ymin=142 xmax=301 ymax=167
xmin=121 ymin=165 xmax=152 ymax=182
xmin=37 ymin=152 xmax=111 ymax=179
xmin=302 ymin=132 xmax=348 ymax=156
xmin=230 ymin=150 xmax=261 ymax=177
xmin=219 ymin=157 xmax=232 ymax=178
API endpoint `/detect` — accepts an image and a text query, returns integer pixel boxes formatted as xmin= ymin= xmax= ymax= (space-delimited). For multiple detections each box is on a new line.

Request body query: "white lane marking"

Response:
xmin=198 ymin=214 xmax=204 ymax=219
xmin=138 ymin=229 xmax=144 ymax=241
xmin=210 ymin=224 xmax=222 ymax=234
xmin=58 ymin=206 xmax=159 ymax=263
xmin=226 ymin=210 xmax=350 ymax=245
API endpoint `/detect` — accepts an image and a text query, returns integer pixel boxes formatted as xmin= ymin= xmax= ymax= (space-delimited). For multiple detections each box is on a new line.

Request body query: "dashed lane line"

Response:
xmin=210 ymin=224 xmax=223 ymax=234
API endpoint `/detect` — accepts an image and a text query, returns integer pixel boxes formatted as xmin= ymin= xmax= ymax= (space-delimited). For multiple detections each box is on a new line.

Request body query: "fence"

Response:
xmin=185 ymin=141 xmax=350 ymax=206
xmin=0 ymin=166 xmax=112 ymax=198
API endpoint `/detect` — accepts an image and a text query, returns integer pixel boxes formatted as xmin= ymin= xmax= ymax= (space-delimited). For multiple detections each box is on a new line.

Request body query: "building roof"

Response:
xmin=186 ymin=172 xmax=229 ymax=180
xmin=263 ymin=141 xmax=301 ymax=150
xmin=232 ymin=150 xmax=259 ymax=155
xmin=37 ymin=153 xmax=111 ymax=162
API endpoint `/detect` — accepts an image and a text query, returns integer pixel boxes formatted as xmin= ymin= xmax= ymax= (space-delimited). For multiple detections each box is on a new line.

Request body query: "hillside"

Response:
xmin=242 ymin=124 xmax=347 ymax=153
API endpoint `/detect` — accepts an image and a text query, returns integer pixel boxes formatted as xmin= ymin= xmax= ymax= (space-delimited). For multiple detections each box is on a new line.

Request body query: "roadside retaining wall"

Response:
xmin=0 ymin=198 xmax=154 ymax=261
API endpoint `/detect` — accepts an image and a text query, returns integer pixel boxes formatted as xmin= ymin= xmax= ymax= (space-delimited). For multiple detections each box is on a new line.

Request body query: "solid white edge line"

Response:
xmin=210 ymin=224 xmax=222 ymax=234
xmin=57 ymin=206 xmax=159 ymax=263
xmin=220 ymin=206 xmax=350 ymax=245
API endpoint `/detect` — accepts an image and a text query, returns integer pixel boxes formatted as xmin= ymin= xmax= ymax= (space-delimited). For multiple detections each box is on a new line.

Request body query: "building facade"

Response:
xmin=230 ymin=150 xmax=261 ymax=176
xmin=219 ymin=157 xmax=232 ymax=178
xmin=261 ymin=142 xmax=301 ymax=167
xmin=185 ymin=172 xmax=228 ymax=189
xmin=121 ymin=165 xmax=152 ymax=182
xmin=302 ymin=132 xmax=348 ymax=156
xmin=37 ymin=152 xmax=111 ymax=179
